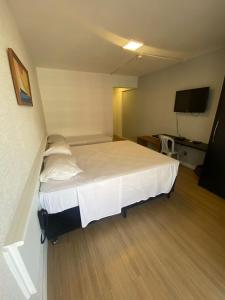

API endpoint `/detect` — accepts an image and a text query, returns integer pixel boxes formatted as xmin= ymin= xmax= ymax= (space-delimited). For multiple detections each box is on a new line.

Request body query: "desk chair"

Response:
xmin=159 ymin=135 xmax=179 ymax=159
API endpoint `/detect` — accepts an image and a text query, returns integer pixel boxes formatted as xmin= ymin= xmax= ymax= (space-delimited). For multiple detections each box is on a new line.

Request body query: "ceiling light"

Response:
xmin=123 ymin=41 xmax=143 ymax=51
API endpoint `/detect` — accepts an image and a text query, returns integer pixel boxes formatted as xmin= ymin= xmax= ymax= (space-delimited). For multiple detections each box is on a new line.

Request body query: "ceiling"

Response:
xmin=8 ymin=0 xmax=225 ymax=76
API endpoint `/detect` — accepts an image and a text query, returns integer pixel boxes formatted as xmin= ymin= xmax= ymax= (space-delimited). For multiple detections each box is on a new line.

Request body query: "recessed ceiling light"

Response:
xmin=123 ymin=41 xmax=143 ymax=51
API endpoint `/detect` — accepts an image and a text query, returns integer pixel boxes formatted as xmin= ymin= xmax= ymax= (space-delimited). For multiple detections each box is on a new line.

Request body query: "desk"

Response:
xmin=154 ymin=134 xmax=208 ymax=152
xmin=138 ymin=135 xmax=208 ymax=152
xmin=137 ymin=136 xmax=161 ymax=152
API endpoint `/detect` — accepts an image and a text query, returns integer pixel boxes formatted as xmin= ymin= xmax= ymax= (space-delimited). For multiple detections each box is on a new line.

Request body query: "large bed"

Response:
xmin=39 ymin=141 xmax=179 ymax=238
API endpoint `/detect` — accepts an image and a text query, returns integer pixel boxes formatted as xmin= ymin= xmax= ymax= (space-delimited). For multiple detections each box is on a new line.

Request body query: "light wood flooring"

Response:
xmin=48 ymin=166 xmax=225 ymax=300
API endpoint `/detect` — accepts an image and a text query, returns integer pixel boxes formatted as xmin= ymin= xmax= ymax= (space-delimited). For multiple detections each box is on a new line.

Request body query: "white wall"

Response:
xmin=0 ymin=0 xmax=46 ymax=298
xmin=111 ymin=74 xmax=138 ymax=89
xmin=137 ymin=49 xmax=225 ymax=143
xmin=37 ymin=68 xmax=114 ymax=137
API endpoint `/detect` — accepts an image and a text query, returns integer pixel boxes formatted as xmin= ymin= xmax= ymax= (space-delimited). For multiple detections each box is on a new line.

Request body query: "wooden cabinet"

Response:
xmin=137 ymin=136 xmax=161 ymax=152
xmin=199 ymin=77 xmax=225 ymax=199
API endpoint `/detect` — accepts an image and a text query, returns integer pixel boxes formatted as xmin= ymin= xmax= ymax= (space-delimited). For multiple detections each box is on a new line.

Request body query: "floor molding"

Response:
xmin=42 ymin=242 xmax=48 ymax=300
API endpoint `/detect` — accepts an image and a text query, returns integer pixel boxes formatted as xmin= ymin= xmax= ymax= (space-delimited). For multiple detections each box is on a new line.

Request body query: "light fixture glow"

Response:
xmin=123 ymin=41 xmax=143 ymax=51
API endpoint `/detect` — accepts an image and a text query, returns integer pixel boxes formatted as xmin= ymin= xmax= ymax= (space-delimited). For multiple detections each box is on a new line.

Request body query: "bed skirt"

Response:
xmin=40 ymin=183 xmax=175 ymax=244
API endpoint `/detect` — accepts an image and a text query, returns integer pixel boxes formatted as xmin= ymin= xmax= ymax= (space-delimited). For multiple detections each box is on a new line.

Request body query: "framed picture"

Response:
xmin=8 ymin=48 xmax=33 ymax=106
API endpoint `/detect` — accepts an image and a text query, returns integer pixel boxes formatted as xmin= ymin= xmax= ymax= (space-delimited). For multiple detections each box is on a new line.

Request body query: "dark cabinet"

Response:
xmin=199 ymin=77 xmax=225 ymax=198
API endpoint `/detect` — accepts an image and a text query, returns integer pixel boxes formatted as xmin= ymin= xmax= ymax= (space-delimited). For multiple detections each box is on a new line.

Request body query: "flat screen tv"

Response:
xmin=174 ymin=87 xmax=209 ymax=113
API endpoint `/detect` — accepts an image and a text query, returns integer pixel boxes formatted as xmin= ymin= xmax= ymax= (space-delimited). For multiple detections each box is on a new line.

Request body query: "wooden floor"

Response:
xmin=48 ymin=166 xmax=225 ymax=300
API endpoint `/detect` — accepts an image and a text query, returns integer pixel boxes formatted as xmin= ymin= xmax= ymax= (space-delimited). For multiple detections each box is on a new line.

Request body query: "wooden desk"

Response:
xmin=172 ymin=136 xmax=207 ymax=151
xmin=137 ymin=136 xmax=161 ymax=152
xmin=138 ymin=135 xmax=208 ymax=152
xmin=153 ymin=134 xmax=208 ymax=152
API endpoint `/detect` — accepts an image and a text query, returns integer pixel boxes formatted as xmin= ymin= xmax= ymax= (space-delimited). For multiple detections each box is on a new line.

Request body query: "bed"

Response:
xmin=65 ymin=134 xmax=112 ymax=146
xmin=39 ymin=141 xmax=179 ymax=241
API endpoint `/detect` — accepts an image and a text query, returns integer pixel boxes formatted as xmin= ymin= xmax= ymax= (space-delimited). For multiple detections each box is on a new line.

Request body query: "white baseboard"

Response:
xmin=42 ymin=241 xmax=48 ymax=300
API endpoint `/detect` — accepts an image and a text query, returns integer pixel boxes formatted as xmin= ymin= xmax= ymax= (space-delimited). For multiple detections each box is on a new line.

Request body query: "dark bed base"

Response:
xmin=45 ymin=206 xmax=81 ymax=244
xmin=43 ymin=182 xmax=175 ymax=244
xmin=121 ymin=181 xmax=176 ymax=218
xmin=121 ymin=191 xmax=171 ymax=218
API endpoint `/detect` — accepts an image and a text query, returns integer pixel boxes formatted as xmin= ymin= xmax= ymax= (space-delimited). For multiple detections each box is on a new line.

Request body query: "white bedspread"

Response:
xmin=39 ymin=141 xmax=179 ymax=227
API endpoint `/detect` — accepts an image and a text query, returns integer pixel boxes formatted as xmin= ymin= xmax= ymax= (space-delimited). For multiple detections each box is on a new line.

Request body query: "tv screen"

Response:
xmin=174 ymin=87 xmax=209 ymax=113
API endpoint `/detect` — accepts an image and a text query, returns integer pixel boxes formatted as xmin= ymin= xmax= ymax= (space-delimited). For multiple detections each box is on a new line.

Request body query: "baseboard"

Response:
xmin=42 ymin=241 xmax=48 ymax=300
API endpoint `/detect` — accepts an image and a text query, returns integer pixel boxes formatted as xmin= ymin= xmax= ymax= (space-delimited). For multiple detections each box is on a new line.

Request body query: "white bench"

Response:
xmin=65 ymin=134 xmax=112 ymax=146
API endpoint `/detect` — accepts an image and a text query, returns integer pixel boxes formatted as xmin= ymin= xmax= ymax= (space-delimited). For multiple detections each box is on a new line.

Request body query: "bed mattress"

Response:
xmin=65 ymin=134 xmax=112 ymax=146
xmin=39 ymin=141 xmax=179 ymax=227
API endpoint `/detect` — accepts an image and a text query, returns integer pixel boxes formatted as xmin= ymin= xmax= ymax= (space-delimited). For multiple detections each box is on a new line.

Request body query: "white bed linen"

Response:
xmin=65 ymin=134 xmax=112 ymax=146
xmin=39 ymin=141 xmax=179 ymax=227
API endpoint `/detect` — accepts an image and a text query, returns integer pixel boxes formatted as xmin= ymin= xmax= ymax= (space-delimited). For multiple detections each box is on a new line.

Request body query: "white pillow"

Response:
xmin=47 ymin=134 xmax=65 ymax=144
xmin=44 ymin=142 xmax=72 ymax=157
xmin=40 ymin=155 xmax=82 ymax=182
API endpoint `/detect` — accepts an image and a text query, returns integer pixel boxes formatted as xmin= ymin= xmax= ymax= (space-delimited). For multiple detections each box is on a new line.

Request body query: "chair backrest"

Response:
xmin=159 ymin=135 xmax=175 ymax=154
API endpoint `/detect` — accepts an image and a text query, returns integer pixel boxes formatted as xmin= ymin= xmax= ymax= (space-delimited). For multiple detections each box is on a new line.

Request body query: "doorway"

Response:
xmin=113 ymin=88 xmax=137 ymax=141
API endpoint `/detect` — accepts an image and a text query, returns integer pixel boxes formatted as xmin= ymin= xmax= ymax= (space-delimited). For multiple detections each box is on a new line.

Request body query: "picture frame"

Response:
xmin=7 ymin=48 xmax=33 ymax=106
